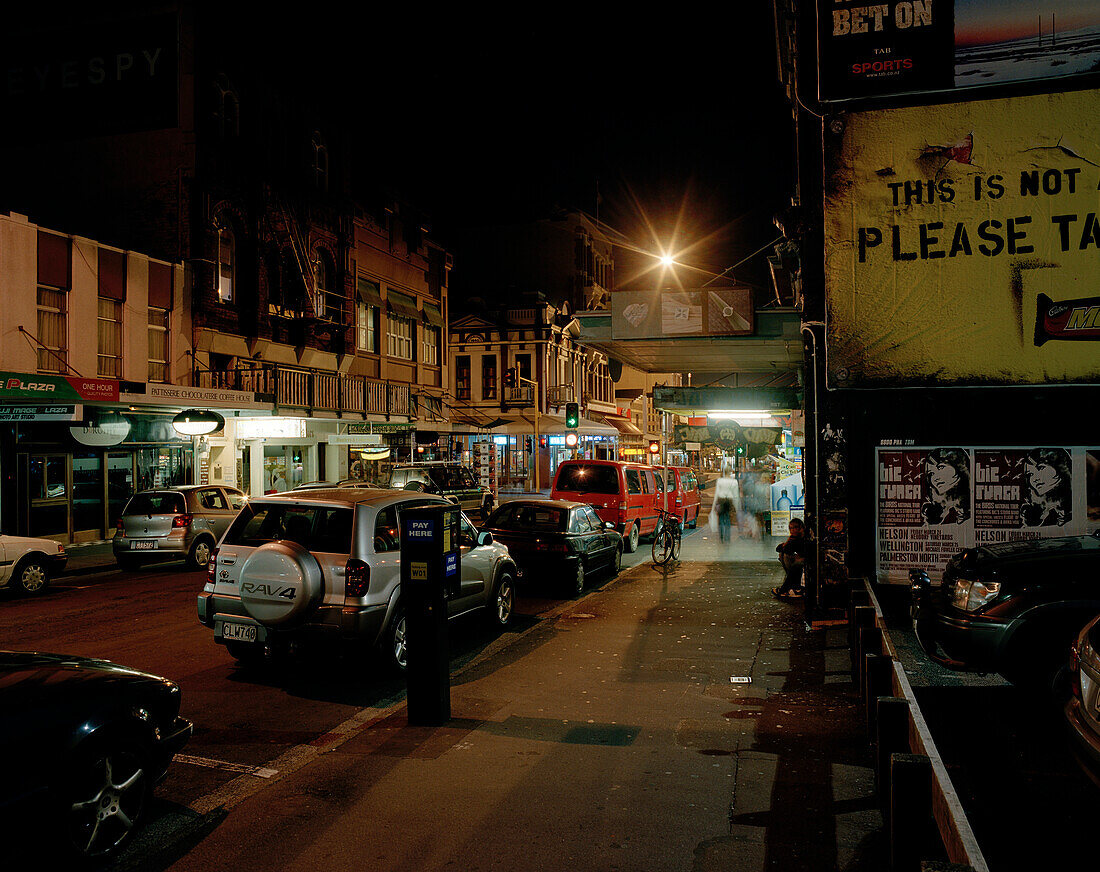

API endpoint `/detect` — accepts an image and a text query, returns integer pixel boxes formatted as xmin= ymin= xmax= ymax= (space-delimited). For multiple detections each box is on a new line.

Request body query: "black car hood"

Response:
xmin=0 ymin=650 xmax=172 ymax=695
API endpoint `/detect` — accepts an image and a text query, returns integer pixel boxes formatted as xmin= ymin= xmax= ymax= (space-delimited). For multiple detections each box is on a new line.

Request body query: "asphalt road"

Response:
xmin=0 ymin=531 xmax=666 ymax=869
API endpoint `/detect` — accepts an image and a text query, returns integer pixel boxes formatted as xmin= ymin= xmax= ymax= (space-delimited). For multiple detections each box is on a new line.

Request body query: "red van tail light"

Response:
xmin=173 ymin=513 xmax=193 ymax=528
xmin=345 ymin=559 xmax=370 ymax=598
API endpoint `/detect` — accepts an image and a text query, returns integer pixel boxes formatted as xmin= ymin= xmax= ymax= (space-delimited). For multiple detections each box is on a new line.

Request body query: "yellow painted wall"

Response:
xmin=824 ymin=88 xmax=1100 ymax=386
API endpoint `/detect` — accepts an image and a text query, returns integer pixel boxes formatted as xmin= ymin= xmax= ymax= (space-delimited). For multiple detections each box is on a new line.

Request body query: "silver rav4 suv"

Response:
xmin=197 ymin=488 xmax=518 ymax=672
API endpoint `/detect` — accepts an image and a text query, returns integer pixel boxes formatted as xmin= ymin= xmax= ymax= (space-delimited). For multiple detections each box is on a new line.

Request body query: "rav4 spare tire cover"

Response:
xmin=239 ymin=541 xmax=324 ymax=626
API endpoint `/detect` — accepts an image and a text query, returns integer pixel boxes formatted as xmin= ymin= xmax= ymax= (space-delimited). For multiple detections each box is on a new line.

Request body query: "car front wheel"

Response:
xmin=60 ymin=740 xmax=149 ymax=861
xmin=14 ymin=558 xmax=50 ymax=595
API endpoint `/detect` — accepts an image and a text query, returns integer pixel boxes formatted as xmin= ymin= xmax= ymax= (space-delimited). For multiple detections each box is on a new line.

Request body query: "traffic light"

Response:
xmin=735 ymin=442 xmax=746 ymax=457
xmin=505 ymin=368 xmax=517 ymax=389
xmin=648 ymin=440 xmax=660 ymax=455
xmin=565 ymin=402 xmax=579 ymax=429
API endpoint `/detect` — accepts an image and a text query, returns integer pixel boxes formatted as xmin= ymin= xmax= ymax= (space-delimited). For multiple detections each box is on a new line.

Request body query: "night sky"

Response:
xmin=300 ymin=6 xmax=797 ymax=289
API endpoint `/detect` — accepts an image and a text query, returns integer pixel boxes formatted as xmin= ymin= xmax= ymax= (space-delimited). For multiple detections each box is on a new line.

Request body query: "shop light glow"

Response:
xmin=171 ymin=409 xmax=224 ymax=436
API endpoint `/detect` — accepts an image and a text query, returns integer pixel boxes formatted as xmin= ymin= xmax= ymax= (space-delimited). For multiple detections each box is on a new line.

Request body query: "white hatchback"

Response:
xmin=197 ymin=488 xmax=518 ymax=672
xmin=0 ymin=535 xmax=67 ymax=596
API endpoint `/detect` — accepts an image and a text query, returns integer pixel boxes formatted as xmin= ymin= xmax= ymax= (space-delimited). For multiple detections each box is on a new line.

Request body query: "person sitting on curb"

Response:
xmin=773 ymin=517 xmax=812 ymax=599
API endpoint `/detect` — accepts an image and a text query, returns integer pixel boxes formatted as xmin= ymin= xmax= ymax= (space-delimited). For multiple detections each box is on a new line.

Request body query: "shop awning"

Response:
xmin=598 ymin=414 xmax=643 ymax=436
xmin=448 ymin=414 xmax=513 ymax=430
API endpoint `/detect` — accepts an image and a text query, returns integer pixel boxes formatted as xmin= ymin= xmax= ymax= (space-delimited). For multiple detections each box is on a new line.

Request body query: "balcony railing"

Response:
xmin=197 ymin=365 xmax=411 ymax=418
xmin=546 ymin=385 xmax=574 ymax=407
xmin=502 ymin=385 xmax=535 ymax=407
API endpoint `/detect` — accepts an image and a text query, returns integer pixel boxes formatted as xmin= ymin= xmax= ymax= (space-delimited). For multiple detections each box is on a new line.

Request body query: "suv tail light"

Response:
xmin=207 ymin=548 xmax=218 ymax=584
xmin=116 ymin=518 xmax=125 ymax=534
xmin=173 ymin=514 xmax=193 ymax=528
xmin=345 ymin=558 xmax=370 ymax=598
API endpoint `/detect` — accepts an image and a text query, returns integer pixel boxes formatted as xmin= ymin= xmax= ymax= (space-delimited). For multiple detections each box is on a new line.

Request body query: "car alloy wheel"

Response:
xmin=492 ymin=574 xmax=515 ymax=627
xmin=188 ymin=538 xmax=212 ymax=571
xmin=63 ymin=744 xmax=148 ymax=861
xmin=390 ymin=609 xmax=408 ymax=673
xmin=16 ymin=560 xmax=49 ymax=595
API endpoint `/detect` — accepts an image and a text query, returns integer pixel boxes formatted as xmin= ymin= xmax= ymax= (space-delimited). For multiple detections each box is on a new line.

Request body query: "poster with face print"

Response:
xmin=877 ymin=445 xmax=1091 ymax=583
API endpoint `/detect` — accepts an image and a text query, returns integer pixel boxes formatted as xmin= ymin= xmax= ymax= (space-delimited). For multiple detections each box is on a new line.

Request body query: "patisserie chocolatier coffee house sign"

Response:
xmin=824 ymin=88 xmax=1100 ymax=388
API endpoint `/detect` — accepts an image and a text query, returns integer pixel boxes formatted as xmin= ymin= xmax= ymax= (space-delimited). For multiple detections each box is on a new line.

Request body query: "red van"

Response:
xmin=551 ymin=460 xmax=662 ymax=553
xmin=661 ymin=466 xmax=702 ymax=528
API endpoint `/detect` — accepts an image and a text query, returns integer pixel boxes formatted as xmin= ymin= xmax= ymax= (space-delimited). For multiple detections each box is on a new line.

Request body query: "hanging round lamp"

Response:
xmin=172 ymin=409 xmax=225 ymax=436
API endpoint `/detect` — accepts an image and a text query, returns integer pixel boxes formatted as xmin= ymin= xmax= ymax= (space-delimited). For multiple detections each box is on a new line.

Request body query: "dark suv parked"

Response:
xmin=910 ymin=532 xmax=1100 ymax=686
xmin=388 ymin=463 xmax=493 ymax=519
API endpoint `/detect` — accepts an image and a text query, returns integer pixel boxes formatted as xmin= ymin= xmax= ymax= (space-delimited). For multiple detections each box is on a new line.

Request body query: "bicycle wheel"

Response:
xmin=671 ymin=530 xmax=682 ymax=561
xmin=652 ymin=528 xmax=674 ymax=564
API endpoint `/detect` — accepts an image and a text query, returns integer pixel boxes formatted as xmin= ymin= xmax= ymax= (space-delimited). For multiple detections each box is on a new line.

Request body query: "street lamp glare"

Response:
xmin=659 ymin=255 xmax=675 ymax=267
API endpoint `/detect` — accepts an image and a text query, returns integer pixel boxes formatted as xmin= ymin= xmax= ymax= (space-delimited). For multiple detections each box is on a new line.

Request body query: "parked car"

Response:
xmin=1066 ymin=613 xmax=1100 ymax=785
xmin=0 ymin=534 xmax=66 ymax=595
xmin=0 ymin=650 xmax=192 ymax=862
xmin=292 ymin=479 xmax=376 ymax=491
xmin=197 ymin=489 xmax=518 ymax=672
xmin=113 ymin=485 xmax=247 ymax=571
xmin=388 ymin=463 xmax=494 ymax=518
xmin=551 ymin=459 xmax=663 ymax=553
xmin=483 ymin=499 xmax=622 ymax=596
xmin=659 ymin=466 xmax=702 ymax=528
xmin=910 ymin=532 xmax=1100 ymax=686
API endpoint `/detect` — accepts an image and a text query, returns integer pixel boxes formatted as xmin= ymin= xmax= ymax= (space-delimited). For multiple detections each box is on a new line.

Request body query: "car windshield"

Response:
xmin=488 ymin=503 xmax=567 ymax=532
xmin=428 ymin=467 xmax=475 ymax=489
xmin=222 ymin=503 xmax=354 ymax=553
xmin=124 ymin=492 xmax=186 ymax=515
xmin=555 ymin=464 xmax=618 ymax=495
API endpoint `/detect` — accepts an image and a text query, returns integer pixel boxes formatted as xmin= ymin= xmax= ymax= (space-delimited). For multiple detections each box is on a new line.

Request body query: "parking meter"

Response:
xmin=400 ymin=503 xmax=461 ymax=725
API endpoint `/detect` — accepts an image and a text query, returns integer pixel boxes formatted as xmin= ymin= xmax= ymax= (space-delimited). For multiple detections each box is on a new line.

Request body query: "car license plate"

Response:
xmin=221 ymin=622 xmax=258 ymax=643
xmin=131 ymin=540 xmax=158 ymax=550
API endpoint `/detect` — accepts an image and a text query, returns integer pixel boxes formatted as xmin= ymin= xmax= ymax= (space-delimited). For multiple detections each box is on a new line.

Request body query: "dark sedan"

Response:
xmin=484 ymin=499 xmax=622 ymax=596
xmin=1066 ymin=613 xmax=1100 ymax=785
xmin=911 ymin=532 xmax=1100 ymax=687
xmin=0 ymin=651 xmax=193 ymax=862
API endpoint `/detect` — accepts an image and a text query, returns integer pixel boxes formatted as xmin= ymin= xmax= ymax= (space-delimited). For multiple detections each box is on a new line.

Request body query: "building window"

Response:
xmin=387 ymin=314 xmax=414 ymax=360
xmin=36 ymin=286 xmax=67 ymax=374
xmin=97 ymin=296 xmax=123 ymax=378
xmin=217 ymin=224 xmax=235 ymax=303
xmin=481 ymin=355 xmax=497 ymax=399
xmin=314 ymin=251 xmax=341 ymax=321
xmin=148 ymin=307 xmax=169 ymax=383
xmin=422 ymin=324 xmax=439 ymax=366
xmin=356 ymin=302 xmax=377 ymax=353
xmin=456 ymin=355 xmax=471 ymax=400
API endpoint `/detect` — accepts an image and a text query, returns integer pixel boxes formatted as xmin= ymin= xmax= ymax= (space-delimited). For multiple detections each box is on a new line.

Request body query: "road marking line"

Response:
xmin=174 ymin=754 xmax=278 ymax=779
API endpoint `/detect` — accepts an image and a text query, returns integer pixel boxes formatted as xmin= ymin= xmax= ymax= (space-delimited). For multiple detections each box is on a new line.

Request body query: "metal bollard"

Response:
xmin=857 ymin=625 xmax=883 ymax=690
xmin=890 ymin=753 xmax=940 ymax=872
xmin=875 ymin=696 xmax=910 ymax=822
xmin=863 ymin=653 xmax=894 ymax=734
xmin=850 ymin=605 xmax=877 ymax=678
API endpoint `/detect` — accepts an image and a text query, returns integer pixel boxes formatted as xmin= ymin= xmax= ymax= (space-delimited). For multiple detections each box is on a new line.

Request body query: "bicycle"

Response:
xmin=651 ymin=509 xmax=683 ymax=565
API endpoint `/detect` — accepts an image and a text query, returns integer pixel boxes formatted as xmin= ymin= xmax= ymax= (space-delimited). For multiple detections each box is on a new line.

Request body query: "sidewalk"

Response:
xmin=167 ymin=523 xmax=885 ymax=872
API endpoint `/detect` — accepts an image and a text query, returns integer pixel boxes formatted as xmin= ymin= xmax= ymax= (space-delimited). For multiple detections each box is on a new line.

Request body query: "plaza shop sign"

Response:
xmin=1 ymin=371 xmax=118 ymax=403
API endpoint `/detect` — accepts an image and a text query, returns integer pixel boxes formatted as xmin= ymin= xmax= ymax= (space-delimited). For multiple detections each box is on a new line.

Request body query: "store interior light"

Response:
xmin=172 ymin=409 xmax=225 ymax=436
xmin=707 ymin=411 xmax=780 ymax=421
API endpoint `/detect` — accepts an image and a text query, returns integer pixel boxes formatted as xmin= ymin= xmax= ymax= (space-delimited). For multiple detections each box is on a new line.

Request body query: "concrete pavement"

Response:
xmin=157 ymin=521 xmax=884 ymax=872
